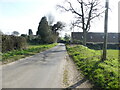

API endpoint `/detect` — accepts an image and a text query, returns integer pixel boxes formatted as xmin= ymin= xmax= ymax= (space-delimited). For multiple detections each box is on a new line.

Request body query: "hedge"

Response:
xmin=2 ymin=35 xmax=27 ymax=53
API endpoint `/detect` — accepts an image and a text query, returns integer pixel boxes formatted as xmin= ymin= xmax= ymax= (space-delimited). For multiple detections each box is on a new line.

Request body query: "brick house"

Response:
xmin=71 ymin=32 xmax=120 ymax=44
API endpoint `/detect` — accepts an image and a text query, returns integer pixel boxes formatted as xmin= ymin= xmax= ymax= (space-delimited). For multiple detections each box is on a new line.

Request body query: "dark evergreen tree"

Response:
xmin=28 ymin=29 xmax=33 ymax=35
xmin=36 ymin=16 xmax=51 ymax=43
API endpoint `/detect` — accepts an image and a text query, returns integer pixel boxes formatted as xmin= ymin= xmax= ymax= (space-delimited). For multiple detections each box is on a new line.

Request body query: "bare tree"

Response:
xmin=70 ymin=21 xmax=76 ymax=32
xmin=57 ymin=0 xmax=104 ymax=45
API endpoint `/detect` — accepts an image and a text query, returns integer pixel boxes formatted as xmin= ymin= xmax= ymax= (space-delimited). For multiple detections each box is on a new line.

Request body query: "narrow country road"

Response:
xmin=2 ymin=43 xmax=66 ymax=88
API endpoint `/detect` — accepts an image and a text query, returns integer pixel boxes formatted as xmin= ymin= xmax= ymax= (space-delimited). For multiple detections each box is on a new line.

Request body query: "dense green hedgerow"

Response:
xmin=66 ymin=45 xmax=119 ymax=89
xmin=2 ymin=35 xmax=27 ymax=53
xmin=86 ymin=43 xmax=119 ymax=50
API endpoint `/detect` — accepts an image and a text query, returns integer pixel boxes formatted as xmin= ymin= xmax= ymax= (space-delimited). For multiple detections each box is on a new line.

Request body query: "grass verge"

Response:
xmin=66 ymin=45 xmax=119 ymax=89
xmin=2 ymin=43 xmax=58 ymax=64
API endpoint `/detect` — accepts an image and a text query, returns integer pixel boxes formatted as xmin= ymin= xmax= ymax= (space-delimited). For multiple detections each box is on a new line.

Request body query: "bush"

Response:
xmin=2 ymin=35 xmax=27 ymax=53
xmin=86 ymin=43 xmax=119 ymax=50
xmin=71 ymin=40 xmax=83 ymax=44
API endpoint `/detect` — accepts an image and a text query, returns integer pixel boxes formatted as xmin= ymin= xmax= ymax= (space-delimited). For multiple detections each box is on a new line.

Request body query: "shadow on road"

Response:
xmin=51 ymin=50 xmax=66 ymax=53
xmin=66 ymin=77 xmax=87 ymax=89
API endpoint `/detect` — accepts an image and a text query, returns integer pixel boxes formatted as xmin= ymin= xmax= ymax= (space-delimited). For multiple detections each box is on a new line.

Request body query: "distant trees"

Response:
xmin=57 ymin=0 xmax=104 ymax=46
xmin=28 ymin=29 xmax=34 ymax=42
xmin=21 ymin=34 xmax=27 ymax=37
xmin=64 ymin=33 xmax=70 ymax=43
xmin=51 ymin=21 xmax=65 ymax=43
xmin=36 ymin=16 xmax=65 ymax=44
xmin=52 ymin=21 xmax=65 ymax=33
xmin=2 ymin=15 xmax=65 ymax=48
xmin=28 ymin=29 xmax=33 ymax=35
xmin=12 ymin=31 xmax=20 ymax=36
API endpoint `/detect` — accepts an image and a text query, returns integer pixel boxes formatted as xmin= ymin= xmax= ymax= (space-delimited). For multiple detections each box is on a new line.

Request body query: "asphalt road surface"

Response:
xmin=2 ymin=43 xmax=66 ymax=88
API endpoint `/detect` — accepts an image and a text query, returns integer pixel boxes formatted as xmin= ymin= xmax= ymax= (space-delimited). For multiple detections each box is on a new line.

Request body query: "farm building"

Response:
xmin=71 ymin=32 xmax=120 ymax=44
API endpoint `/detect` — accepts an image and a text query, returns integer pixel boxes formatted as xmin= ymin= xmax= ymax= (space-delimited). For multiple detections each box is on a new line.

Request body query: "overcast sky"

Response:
xmin=0 ymin=0 xmax=119 ymax=36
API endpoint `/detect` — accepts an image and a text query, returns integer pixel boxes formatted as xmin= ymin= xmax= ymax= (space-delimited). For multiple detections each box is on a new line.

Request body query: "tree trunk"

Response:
xmin=102 ymin=0 xmax=109 ymax=61
xmin=55 ymin=36 xmax=58 ymax=43
xmin=83 ymin=30 xmax=87 ymax=46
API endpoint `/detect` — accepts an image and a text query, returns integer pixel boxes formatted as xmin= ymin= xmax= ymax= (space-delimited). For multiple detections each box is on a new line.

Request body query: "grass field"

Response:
xmin=2 ymin=43 xmax=58 ymax=64
xmin=95 ymin=49 xmax=119 ymax=59
xmin=106 ymin=50 xmax=119 ymax=59
xmin=66 ymin=45 xmax=119 ymax=89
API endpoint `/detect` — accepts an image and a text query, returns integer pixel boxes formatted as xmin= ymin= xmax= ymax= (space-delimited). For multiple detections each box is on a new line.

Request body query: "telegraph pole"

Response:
xmin=102 ymin=0 xmax=109 ymax=61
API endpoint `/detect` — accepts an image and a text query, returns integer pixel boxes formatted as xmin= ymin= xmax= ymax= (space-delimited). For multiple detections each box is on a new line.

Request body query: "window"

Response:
xmin=90 ymin=36 xmax=93 ymax=39
xmin=113 ymin=36 xmax=116 ymax=38
xmin=81 ymin=36 xmax=83 ymax=38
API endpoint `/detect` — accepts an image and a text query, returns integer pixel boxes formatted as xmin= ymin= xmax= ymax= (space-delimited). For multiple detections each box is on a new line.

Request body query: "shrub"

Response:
xmin=71 ymin=39 xmax=83 ymax=44
xmin=2 ymin=35 xmax=27 ymax=52
xmin=86 ymin=43 xmax=119 ymax=50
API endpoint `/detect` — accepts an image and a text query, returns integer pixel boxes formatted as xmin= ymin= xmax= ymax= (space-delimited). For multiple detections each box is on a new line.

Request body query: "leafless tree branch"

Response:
xmin=57 ymin=0 xmax=104 ymax=45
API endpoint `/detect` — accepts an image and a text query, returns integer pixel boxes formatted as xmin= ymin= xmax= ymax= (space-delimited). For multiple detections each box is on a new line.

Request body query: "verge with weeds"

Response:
xmin=2 ymin=43 xmax=58 ymax=64
xmin=66 ymin=45 xmax=119 ymax=89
